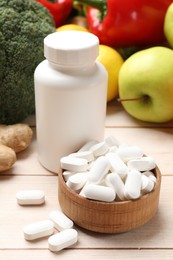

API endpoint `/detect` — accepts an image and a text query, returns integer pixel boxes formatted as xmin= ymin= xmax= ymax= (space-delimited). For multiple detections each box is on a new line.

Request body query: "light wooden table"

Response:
xmin=1 ymin=100 xmax=173 ymax=260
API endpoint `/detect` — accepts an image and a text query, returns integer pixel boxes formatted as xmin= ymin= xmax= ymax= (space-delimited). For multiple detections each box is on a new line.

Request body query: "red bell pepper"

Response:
xmin=36 ymin=0 xmax=73 ymax=27
xmin=77 ymin=0 xmax=173 ymax=47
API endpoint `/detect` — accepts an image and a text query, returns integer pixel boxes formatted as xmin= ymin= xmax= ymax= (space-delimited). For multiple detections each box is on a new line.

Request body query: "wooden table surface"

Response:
xmin=1 ymin=100 xmax=173 ymax=260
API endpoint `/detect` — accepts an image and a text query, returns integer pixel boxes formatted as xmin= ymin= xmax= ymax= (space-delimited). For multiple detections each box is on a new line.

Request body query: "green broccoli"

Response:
xmin=0 ymin=0 xmax=56 ymax=124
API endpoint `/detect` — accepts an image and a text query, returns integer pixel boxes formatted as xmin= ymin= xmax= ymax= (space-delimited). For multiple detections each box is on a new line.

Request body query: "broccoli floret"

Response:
xmin=0 ymin=0 xmax=56 ymax=124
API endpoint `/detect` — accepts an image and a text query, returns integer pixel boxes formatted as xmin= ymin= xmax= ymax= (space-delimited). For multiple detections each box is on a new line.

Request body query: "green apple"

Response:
xmin=164 ymin=3 xmax=173 ymax=48
xmin=118 ymin=46 xmax=173 ymax=123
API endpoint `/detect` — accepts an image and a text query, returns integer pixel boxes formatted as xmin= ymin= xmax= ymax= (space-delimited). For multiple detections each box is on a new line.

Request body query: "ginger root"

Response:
xmin=0 ymin=124 xmax=33 ymax=172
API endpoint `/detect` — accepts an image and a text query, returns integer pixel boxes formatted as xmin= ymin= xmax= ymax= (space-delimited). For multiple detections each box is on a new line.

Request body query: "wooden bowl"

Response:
xmin=58 ymin=167 xmax=161 ymax=233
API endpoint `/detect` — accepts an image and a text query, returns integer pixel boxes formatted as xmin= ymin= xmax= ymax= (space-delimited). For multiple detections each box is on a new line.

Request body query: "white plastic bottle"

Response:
xmin=34 ymin=31 xmax=108 ymax=173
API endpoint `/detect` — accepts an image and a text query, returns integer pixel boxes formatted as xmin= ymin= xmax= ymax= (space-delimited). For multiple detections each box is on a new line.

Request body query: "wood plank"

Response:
xmin=1 ymin=249 xmax=173 ymax=260
xmin=0 ymin=175 xmax=173 ymax=249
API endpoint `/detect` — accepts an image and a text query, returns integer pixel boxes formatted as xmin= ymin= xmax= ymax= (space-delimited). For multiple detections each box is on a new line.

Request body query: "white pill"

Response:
xmin=23 ymin=220 xmax=54 ymax=240
xmin=69 ymin=150 xmax=94 ymax=162
xmin=66 ymin=172 xmax=88 ymax=191
xmin=48 ymin=229 xmax=78 ymax=252
xmin=105 ymin=172 xmax=125 ymax=201
xmin=78 ymin=140 xmax=98 ymax=151
xmin=127 ymin=156 xmax=156 ymax=171
xmin=109 ymin=146 xmax=118 ymax=153
xmin=88 ymin=156 xmax=110 ymax=184
xmin=105 ymin=136 xmax=120 ymax=147
xmin=116 ymin=146 xmax=143 ymax=163
xmin=62 ymin=171 xmax=74 ymax=182
xmin=106 ymin=152 xmax=128 ymax=179
xmin=16 ymin=190 xmax=45 ymax=205
xmin=124 ymin=169 xmax=142 ymax=200
xmin=60 ymin=157 xmax=88 ymax=172
xmin=49 ymin=210 xmax=73 ymax=231
xmin=143 ymin=171 xmax=157 ymax=183
xmin=83 ymin=184 xmax=116 ymax=202
xmin=141 ymin=175 xmax=155 ymax=194
xmin=90 ymin=142 xmax=109 ymax=157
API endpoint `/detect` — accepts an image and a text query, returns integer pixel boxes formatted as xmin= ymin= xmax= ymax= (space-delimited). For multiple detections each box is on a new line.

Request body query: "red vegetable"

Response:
xmin=77 ymin=0 xmax=173 ymax=47
xmin=36 ymin=0 xmax=73 ymax=27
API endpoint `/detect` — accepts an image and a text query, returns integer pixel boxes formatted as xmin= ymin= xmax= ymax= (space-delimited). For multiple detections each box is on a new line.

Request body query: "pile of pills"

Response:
xmin=16 ymin=191 xmax=78 ymax=252
xmin=60 ymin=136 xmax=157 ymax=202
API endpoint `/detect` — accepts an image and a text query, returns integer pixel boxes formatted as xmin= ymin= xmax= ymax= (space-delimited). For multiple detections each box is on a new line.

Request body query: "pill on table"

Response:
xmin=69 ymin=150 xmax=94 ymax=162
xmin=105 ymin=136 xmax=120 ymax=147
xmin=124 ymin=169 xmax=142 ymax=200
xmin=62 ymin=171 xmax=74 ymax=182
xmin=66 ymin=172 xmax=88 ymax=191
xmin=16 ymin=190 xmax=45 ymax=205
xmin=106 ymin=152 xmax=128 ymax=180
xmin=83 ymin=183 xmax=116 ymax=202
xmin=127 ymin=156 xmax=156 ymax=171
xmin=49 ymin=210 xmax=73 ymax=231
xmin=143 ymin=171 xmax=157 ymax=183
xmin=90 ymin=142 xmax=109 ymax=157
xmin=78 ymin=140 xmax=98 ymax=152
xmin=116 ymin=145 xmax=143 ymax=163
xmin=60 ymin=157 xmax=88 ymax=172
xmin=105 ymin=172 xmax=125 ymax=201
xmin=88 ymin=156 xmax=110 ymax=184
xmin=23 ymin=220 xmax=54 ymax=240
xmin=48 ymin=229 xmax=78 ymax=252
xmin=141 ymin=175 xmax=155 ymax=194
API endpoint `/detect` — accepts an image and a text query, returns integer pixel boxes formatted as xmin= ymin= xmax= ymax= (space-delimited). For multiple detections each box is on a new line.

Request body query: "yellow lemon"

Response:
xmin=97 ymin=45 xmax=124 ymax=102
xmin=56 ymin=24 xmax=89 ymax=32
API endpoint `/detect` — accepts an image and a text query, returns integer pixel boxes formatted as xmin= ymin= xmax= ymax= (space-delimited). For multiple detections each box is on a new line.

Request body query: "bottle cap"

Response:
xmin=44 ymin=31 xmax=99 ymax=67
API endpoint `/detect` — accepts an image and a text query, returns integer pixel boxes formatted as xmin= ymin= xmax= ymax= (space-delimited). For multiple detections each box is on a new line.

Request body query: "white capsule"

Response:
xmin=127 ymin=156 xmax=156 ymax=171
xmin=62 ymin=171 xmax=74 ymax=182
xmin=90 ymin=142 xmax=109 ymax=157
xmin=78 ymin=140 xmax=98 ymax=152
xmin=49 ymin=210 xmax=73 ymax=231
xmin=116 ymin=145 xmax=143 ymax=163
xmin=105 ymin=136 xmax=120 ymax=147
xmin=141 ymin=175 xmax=155 ymax=194
xmin=69 ymin=150 xmax=94 ymax=162
xmin=88 ymin=156 xmax=110 ymax=184
xmin=23 ymin=220 xmax=54 ymax=240
xmin=143 ymin=171 xmax=157 ymax=183
xmin=60 ymin=156 xmax=88 ymax=172
xmin=16 ymin=190 xmax=45 ymax=205
xmin=105 ymin=152 xmax=128 ymax=179
xmin=66 ymin=172 xmax=88 ymax=191
xmin=83 ymin=184 xmax=116 ymax=202
xmin=48 ymin=229 xmax=78 ymax=252
xmin=105 ymin=172 xmax=125 ymax=201
xmin=124 ymin=169 xmax=142 ymax=200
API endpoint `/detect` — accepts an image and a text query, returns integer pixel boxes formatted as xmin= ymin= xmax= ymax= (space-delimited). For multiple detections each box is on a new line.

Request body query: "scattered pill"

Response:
xmin=23 ymin=220 xmax=54 ymax=240
xmin=83 ymin=183 xmax=116 ymax=202
xmin=69 ymin=150 xmax=94 ymax=162
xmin=48 ymin=229 xmax=78 ymax=252
xmin=106 ymin=152 xmax=128 ymax=179
xmin=66 ymin=172 xmax=88 ymax=191
xmin=60 ymin=157 xmax=88 ymax=172
xmin=124 ymin=169 xmax=142 ymax=200
xmin=16 ymin=190 xmax=45 ymax=205
xmin=105 ymin=136 xmax=120 ymax=147
xmin=88 ymin=156 xmax=110 ymax=184
xmin=90 ymin=142 xmax=109 ymax=157
xmin=141 ymin=175 xmax=155 ymax=194
xmin=127 ymin=156 xmax=156 ymax=171
xmin=49 ymin=210 xmax=73 ymax=231
xmin=116 ymin=145 xmax=143 ymax=163
xmin=78 ymin=140 xmax=98 ymax=152
xmin=105 ymin=172 xmax=125 ymax=201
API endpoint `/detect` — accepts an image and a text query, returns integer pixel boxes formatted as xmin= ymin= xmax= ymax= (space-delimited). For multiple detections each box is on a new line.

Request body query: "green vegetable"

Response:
xmin=0 ymin=0 xmax=56 ymax=124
